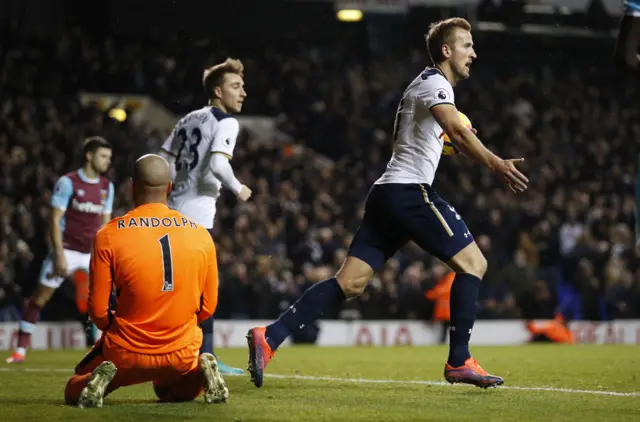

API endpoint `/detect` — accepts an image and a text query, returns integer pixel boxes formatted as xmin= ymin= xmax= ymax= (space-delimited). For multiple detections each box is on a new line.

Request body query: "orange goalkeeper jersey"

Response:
xmin=89 ymin=203 xmax=218 ymax=354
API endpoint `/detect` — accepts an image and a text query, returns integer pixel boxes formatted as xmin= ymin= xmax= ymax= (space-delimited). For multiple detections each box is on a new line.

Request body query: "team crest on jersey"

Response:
xmin=77 ymin=189 xmax=85 ymax=197
xmin=100 ymin=189 xmax=108 ymax=204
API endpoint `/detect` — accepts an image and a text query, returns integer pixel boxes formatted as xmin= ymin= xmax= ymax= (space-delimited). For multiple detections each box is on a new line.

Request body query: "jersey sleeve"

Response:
xmin=88 ymin=229 xmax=114 ymax=331
xmin=210 ymin=154 xmax=243 ymax=194
xmin=51 ymin=176 xmax=74 ymax=211
xmin=210 ymin=118 xmax=240 ymax=159
xmin=103 ymin=182 xmax=115 ymax=215
xmin=416 ymin=75 xmax=455 ymax=109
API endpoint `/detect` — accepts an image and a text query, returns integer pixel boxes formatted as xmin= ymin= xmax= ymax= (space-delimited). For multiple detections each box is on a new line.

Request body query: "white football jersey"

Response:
xmin=161 ymin=106 xmax=239 ymax=228
xmin=375 ymin=68 xmax=454 ymax=186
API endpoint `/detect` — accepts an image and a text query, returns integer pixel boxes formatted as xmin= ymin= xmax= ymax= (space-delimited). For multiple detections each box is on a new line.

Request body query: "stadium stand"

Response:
xmin=1 ymin=10 xmax=639 ymax=328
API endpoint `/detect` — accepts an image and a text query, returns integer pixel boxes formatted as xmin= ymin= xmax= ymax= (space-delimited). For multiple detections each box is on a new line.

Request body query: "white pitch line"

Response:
xmin=0 ymin=367 xmax=70 ymax=373
xmin=1 ymin=367 xmax=638 ymax=397
xmin=264 ymin=374 xmax=640 ymax=397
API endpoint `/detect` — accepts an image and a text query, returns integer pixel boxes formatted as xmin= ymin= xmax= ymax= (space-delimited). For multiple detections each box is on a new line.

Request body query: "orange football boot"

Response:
xmin=444 ymin=357 xmax=504 ymax=388
xmin=246 ymin=327 xmax=275 ymax=388
xmin=6 ymin=352 xmax=25 ymax=364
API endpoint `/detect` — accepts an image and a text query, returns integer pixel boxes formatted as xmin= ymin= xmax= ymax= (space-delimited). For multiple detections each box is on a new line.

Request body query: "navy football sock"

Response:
xmin=200 ymin=316 xmax=214 ymax=356
xmin=265 ymin=277 xmax=346 ymax=351
xmin=447 ymin=273 xmax=481 ymax=367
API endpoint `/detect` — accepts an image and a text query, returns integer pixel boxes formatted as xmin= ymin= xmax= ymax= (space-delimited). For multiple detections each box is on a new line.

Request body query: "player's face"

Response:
xmin=90 ymin=147 xmax=112 ymax=174
xmin=449 ymin=29 xmax=476 ymax=80
xmin=218 ymin=73 xmax=247 ymax=113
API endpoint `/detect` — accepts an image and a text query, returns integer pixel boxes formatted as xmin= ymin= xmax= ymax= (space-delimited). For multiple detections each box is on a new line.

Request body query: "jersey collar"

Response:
xmin=132 ymin=203 xmax=170 ymax=213
xmin=427 ymin=66 xmax=446 ymax=78
xmin=211 ymin=106 xmax=233 ymax=120
xmin=78 ymin=168 xmax=100 ymax=184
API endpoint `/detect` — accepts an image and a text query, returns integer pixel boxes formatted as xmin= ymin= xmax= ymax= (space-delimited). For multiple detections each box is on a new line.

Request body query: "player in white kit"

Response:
xmin=614 ymin=1 xmax=640 ymax=71
xmin=247 ymin=18 xmax=529 ymax=389
xmin=159 ymin=58 xmax=251 ymax=375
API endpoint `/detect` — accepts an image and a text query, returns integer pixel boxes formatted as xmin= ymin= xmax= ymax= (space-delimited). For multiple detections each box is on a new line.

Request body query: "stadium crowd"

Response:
xmin=1 ymin=27 xmax=640 ymax=325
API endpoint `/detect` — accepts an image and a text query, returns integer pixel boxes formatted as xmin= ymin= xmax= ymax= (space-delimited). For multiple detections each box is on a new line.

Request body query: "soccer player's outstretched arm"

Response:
xmin=88 ymin=230 xmax=114 ymax=331
xmin=197 ymin=239 xmax=219 ymax=324
xmin=101 ymin=182 xmax=115 ymax=225
xmin=50 ymin=176 xmax=73 ymax=276
xmin=431 ymin=104 xmax=528 ymax=193
xmin=210 ymin=118 xmax=251 ymax=201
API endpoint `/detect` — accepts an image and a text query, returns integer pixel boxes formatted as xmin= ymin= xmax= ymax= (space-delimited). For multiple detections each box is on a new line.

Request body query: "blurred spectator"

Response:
xmin=425 ymin=263 xmax=454 ymax=343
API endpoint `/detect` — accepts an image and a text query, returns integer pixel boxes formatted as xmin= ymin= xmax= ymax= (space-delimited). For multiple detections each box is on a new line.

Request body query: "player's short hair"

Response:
xmin=83 ymin=136 xmax=112 ymax=156
xmin=425 ymin=18 xmax=472 ymax=65
xmin=202 ymin=58 xmax=245 ymax=100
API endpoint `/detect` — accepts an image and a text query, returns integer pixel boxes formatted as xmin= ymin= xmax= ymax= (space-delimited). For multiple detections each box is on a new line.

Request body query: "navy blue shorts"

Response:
xmin=348 ymin=183 xmax=474 ymax=272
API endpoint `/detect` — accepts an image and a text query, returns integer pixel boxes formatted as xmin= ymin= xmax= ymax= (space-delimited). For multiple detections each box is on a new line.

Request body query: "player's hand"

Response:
xmin=494 ymin=158 xmax=528 ymax=193
xmin=53 ymin=253 xmax=68 ymax=277
xmin=236 ymin=185 xmax=252 ymax=202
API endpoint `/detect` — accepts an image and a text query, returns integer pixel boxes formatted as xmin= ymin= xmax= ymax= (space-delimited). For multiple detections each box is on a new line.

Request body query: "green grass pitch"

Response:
xmin=1 ymin=345 xmax=639 ymax=421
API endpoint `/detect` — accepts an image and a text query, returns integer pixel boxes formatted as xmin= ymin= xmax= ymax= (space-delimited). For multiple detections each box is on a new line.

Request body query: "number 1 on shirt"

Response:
xmin=159 ymin=234 xmax=174 ymax=292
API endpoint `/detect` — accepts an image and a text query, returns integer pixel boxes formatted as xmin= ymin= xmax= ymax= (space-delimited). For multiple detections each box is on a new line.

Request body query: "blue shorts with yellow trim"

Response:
xmin=348 ymin=183 xmax=474 ymax=272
